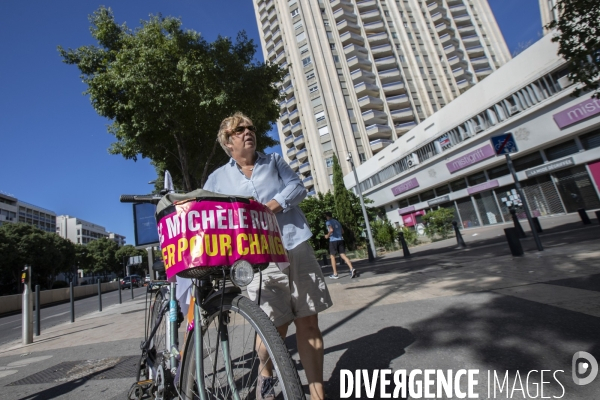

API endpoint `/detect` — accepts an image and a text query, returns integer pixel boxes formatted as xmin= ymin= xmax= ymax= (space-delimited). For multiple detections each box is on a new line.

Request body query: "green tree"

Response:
xmin=332 ymin=154 xmax=358 ymax=248
xmin=58 ymin=7 xmax=283 ymax=191
xmin=86 ymin=238 xmax=121 ymax=279
xmin=546 ymin=0 xmax=600 ymax=98
xmin=422 ymin=208 xmax=455 ymax=240
xmin=299 ymin=191 xmax=335 ymax=251
xmin=115 ymin=245 xmax=148 ymax=277
xmin=74 ymin=244 xmax=93 ymax=276
xmin=370 ymin=218 xmax=397 ymax=247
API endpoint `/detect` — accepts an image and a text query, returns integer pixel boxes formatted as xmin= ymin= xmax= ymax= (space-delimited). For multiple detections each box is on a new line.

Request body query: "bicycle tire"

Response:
xmin=181 ymin=294 xmax=304 ymax=400
xmin=137 ymin=289 xmax=170 ymax=382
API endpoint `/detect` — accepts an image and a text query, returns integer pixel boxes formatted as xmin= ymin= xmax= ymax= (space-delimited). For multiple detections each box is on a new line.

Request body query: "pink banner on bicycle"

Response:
xmin=157 ymin=199 xmax=289 ymax=280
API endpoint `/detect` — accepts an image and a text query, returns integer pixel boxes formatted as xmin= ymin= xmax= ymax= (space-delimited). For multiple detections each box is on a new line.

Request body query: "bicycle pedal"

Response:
xmin=127 ymin=380 xmax=154 ymax=400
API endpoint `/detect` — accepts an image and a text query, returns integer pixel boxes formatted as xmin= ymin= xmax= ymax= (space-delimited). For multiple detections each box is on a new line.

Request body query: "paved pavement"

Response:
xmin=0 ymin=212 xmax=598 ymax=399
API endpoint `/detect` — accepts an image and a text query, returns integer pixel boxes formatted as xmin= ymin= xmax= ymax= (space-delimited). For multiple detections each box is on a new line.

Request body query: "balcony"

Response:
xmin=449 ymin=4 xmax=467 ymax=14
xmin=444 ymin=44 xmax=462 ymax=57
xmin=370 ymin=139 xmax=393 ymax=154
xmin=470 ymin=56 xmax=490 ymax=68
xmin=347 ymin=55 xmax=372 ymax=70
xmin=458 ymin=24 xmax=476 ymax=36
xmin=474 ymin=67 xmax=493 ymax=78
xmin=280 ymin=100 xmax=287 ymax=111
xmin=430 ymin=12 xmax=448 ymax=24
xmin=287 ymin=147 xmax=297 ymax=160
xmin=299 ymin=161 xmax=311 ymax=174
xmin=281 ymin=73 xmax=291 ymax=87
xmin=330 ymin=0 xmax=353 ymax=11
xmin=438 ymin=33 xmax=455 ymax=44
xmin=360 ymin=9 xmax=381 ymax=23
xmin=366 ymin=124 xmax=392 ymax=139
xmin=395 ymin=120 xmax=417 ymax=134
xmin=366 ymin=32 xmax=388 ymax=46
xmin=344 ymin=43 xmax=368 ymax=57
xmin=361 ymin=109 xmax=388 ymax=124
xmin=334 ymin=7 xmax=357 ymax=22
xmin=354 ymin=81 xmax=380 ymax=96
xmin=382 ymin=81 xmax=406 ymax=95
xmin=272 ymin=29 xmax=282 ymax=42
xmin=356 ymin=0 xmax=377 ymax=11
xmin=275 ymin=51 xmax=286 ymax=64
xmin=453 ymin=13 xmax=471 ymax=24
xmin=268 ymin=9 xmax=277 ymax=23
xmin=351 ymin=68 xmax=376 ymax=84
xmin=461 ymin=34 xmax=480 ymax=46
xmin=282 ymin=123 xmax=292 ymax=136
xmin=283 ymin=83 xmax=294 ymax=98
xmin=274 ymin=39 xmax=284 ymax=53
xmin=264 ymin=29 xmax=273 ymax=43
xmin=267 ymin=49 xmax=276 ymax=62
xmin=294 ymin=134 xmax=306 ymax=149
xmin=286 ymin=96 xmax=297 ymax=111
xmin=466 ymin=45 xmax=485 ymax=58
xmin=337 ymin=19 xmax=361 ymax=34
xmin=363 ymin=20 xmax=385 ymax=33
xmin=280 ymin=111 xmax=289 ymax=124
xmin=374 ymin=55 xmax=397 ymax=70
xmin=291 ymin=121 xmax=302 ymax=137
xmin=339 ymin=31 xmax=364 ymax=46
xmin=302 ymin=175 xmax=314 ymax=188
xmin=447 ymin=55 xmax=466 ymax=67
xmin=456 ymin=78 xmax=471 ymax=90
xmin=289 ymin=109 xmax=300 ymax=124
xmin=284 ymin=134 xmax=295 ymax=148
xmin=390 ymin=107 xmax=414 ymax=122
xmin=260 ymin=10 xmax=269 ymax=23
xmin=452 ymin=66 xmax=469 ymax=79
xmin=358 ymin=95 xmax=385 ymax=110
xmin=435 ymin=22 xmax=452 ymax=34
xmin=307 ymin=190 xmax=316 ymax=197
xmin=379 ymin=68 xmax=401 ymax=83
xmin=370 ymin=43 xmax=393 ymax=57
xmin=427 ymin=1 xmax=440 ymax=12
xmin=297 ymin=148 xmax=308 ymax=162
xmin=386 ymin=94 xmax=410 ymax=109
xmin=289 ymin=159 xmax=299 ymax=172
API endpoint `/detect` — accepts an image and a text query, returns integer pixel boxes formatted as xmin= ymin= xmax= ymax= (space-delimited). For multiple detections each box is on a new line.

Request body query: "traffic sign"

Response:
xmin=490 ymin=133 xmax=518 ymax=155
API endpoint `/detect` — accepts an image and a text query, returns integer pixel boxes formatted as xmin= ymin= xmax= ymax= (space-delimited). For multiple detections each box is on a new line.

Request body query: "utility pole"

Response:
xmin=348 ymin=152 xmax=376 ymax=261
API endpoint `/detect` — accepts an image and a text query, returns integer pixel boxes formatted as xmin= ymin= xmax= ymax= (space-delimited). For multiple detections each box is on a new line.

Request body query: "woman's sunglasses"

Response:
xmin=231 ymin=125 xmax=256 ymax=136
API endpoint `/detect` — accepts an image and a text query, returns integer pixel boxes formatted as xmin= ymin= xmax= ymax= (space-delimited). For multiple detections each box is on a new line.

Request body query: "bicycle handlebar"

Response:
xmin=119 ymin=194 xmax=162 ymax=204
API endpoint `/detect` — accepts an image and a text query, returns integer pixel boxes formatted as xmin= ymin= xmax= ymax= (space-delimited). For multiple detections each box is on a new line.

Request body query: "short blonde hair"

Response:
xmin=217 ymin=112 xmax=253 ymax=157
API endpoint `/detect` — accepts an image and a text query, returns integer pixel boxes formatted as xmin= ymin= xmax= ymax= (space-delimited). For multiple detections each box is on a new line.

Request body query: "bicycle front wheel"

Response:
xmin=181 ymin=295 xmax=304 ymax=400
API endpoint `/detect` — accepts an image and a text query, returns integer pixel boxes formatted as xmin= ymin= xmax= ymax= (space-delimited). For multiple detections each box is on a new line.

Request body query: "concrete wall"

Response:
xmin=0 ymin=281 xmax=120 ymax=315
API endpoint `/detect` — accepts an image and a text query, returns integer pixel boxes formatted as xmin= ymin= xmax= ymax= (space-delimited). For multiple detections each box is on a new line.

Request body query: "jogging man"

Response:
xmin=324 ymin=212 xmax=358 ymax=279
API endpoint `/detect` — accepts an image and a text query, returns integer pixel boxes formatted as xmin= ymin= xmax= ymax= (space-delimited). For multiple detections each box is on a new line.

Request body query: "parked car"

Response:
xmin=120 ymin=275 xmax=141 ymax=290
xmin=145 ymin=274 xmax=151 ymax=284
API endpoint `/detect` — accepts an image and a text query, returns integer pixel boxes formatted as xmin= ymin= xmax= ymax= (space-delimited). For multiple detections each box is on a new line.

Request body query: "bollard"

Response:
xmin=131 ymin=282 xmax=134 ymax=300
xmin=118 ymin=281 xmax=122 ymax=304
xmin=398 ymin=232 xmax=411 ymax=257
xmin=532 ymin=217 xmax=543 ymax=233
xmin=452 ymin=221 xmax=467 ymax=248
xmin=577 ymin=208 xmax=592 ymax=225
xmin=97 ymin=279 xmax=102 ymax=312
xmin=22 ymin=266 xmax=33 ymax=345
xmin=367 ymin=244 xmax=375 ymax=262
xmin=596 ymin=210 xmax=600 ymax=224
xmin=34 ymin=285 xmax=40 ymax=337
xmin=510 ymin=209 xmax=526 ymax=238
xmin=504 ymin=228 xmax=524 ymax=256
xmin=70 ymin=282 xmax=75 ymax=323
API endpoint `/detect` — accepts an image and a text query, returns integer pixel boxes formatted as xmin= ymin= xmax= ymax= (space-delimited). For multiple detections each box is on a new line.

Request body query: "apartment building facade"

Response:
xmin=0 ymin=193 xmax=57 ymax=234
xmin=253 ymin=0 xmax=511 ymax=193
xmin=56 ymin=215 xmax=126 ymax=246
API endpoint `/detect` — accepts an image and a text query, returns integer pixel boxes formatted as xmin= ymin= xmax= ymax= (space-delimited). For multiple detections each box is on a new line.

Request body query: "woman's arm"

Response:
xmin=270 ymin=153 xmax=307 ymax=213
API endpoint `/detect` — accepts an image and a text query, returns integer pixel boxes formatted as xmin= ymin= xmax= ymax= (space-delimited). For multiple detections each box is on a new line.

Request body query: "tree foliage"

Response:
xmin=370 ymin=218 xmax=397 ymax=247
xmin=332 ymin=154 xmax=359 ymax=248
xmin=58 ymin=7 xmax=284 ymax=190
xmin=86 ymin=238 xmax=121 ymax=278
xmin=422 ymin=208 xmax=455 ymax=240
xmin=546 ymin=0 xmax=600 ymax=98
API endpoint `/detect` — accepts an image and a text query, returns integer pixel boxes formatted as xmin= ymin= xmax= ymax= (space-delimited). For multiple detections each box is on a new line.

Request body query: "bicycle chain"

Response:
xmin=127 ymin=380 xmax=154 ymax=400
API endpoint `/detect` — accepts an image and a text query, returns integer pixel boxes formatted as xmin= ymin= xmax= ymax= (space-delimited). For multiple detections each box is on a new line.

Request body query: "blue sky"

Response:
xmin=0 ymin=0 xmax=543 ymax=245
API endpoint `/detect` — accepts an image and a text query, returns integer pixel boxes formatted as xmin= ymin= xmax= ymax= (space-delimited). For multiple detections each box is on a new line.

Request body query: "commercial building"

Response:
xmin=253 ymin=0 xmax=511 ymax=193
xmin=56 ymin=215 xmax=126 ymax=246
xmin=344 ymin=33 xmax=600 ymax=229
xmin=0 ymin=193 xmax=57 ymax=234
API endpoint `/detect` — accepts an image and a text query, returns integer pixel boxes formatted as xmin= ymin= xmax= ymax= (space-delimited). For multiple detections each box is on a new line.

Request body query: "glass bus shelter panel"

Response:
xmin=455 ymin=196 xmax=480 ymax=228
xmin=554 ymin=166 xmax=600 ymax=213
xmin=473 ymin=191 xmax=502 ymax=225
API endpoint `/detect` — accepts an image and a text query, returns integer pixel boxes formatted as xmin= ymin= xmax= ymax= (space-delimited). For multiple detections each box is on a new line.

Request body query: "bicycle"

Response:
xmin=120 ymin=187 xmax=304 ymax=400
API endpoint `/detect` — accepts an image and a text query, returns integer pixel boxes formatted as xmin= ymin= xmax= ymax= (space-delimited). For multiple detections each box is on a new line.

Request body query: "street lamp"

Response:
xmin=347 ymin=152 xmax=376 ymax=262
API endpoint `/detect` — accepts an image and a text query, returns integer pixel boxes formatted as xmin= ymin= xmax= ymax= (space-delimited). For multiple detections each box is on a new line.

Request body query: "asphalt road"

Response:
xmin=0 ymin=287 xmax=147 ymax=347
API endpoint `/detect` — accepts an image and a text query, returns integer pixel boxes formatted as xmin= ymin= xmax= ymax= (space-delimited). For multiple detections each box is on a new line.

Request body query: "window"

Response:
xmin=326 ymin=157 xmax=334 ymax=168
xmin=435 ymin=184 xmax=450 ymax=196
xmin=467 ymin=171 xmax=487 ymax=186
xmin=294 ymin=21 xmax=303 ymax=30
xmin=324 ymin=19 xmax=330 ymax=26
xmin=391 ymin=32 xmax=398 ymax=39
xmin=384 ymin=11 xmax=390 ymax=17
xmin=315 ymin=111 xmax=325 ymax=122
xmin=311 ymin=96 xmax=322 ymax=107
xmin=296 ymin=31 xmax=306 ymax=42
xmin=291 ymin=9 xmax=299 ymax=17
xmin=306 ymin=71 xmax=315 ymax=80
xmin=487 ymin=164 xmax=509 ymax=179
xmin=302 ymin=56 xmax=312 ymax=67
xmin=333 ymin=55 xmax=340 ymax=63
xmin=544 ymin=139 xmax=579 ymax=161
xmin=319 ymin=126 xmax=329 ymax=136
xmin=450 ymin=178 xmax=467 ymax=192
xmin=359 ymin=153 xmax=366 ymax=163
xmin=330 ymin=43 xmax=335 ymax=50
xmin=513 ymin=151 xmax=544 ymax=172
xmin=580 ymin=129 xmax=600 ymax=150
xmin=309 ymin=85 xmax=318 ymax=93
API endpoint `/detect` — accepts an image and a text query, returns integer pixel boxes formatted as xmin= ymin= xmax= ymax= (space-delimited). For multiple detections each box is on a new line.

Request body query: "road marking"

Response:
xmin=41 ymin=311 xmax=70 ymax=321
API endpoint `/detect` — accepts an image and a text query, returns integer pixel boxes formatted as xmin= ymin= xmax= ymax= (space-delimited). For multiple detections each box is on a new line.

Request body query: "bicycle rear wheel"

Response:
xmin=137 ymin=289 xmax=169 ymax=382
xmin=181 ymin=295 xmax=304 ymax=400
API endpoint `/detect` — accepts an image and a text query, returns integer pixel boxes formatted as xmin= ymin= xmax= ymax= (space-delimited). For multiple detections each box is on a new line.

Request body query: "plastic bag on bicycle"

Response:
xmin=155 ymin=189 xmax=289 ymax=281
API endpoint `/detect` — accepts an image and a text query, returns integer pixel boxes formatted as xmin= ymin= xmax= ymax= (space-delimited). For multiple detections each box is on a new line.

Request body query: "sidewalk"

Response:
xmin=0 ymin=214 xmax=598 ymax=399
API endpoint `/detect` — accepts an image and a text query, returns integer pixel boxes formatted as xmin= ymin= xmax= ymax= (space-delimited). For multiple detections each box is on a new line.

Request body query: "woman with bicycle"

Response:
xmin=202 ymin=112 xmax=333 ymax=400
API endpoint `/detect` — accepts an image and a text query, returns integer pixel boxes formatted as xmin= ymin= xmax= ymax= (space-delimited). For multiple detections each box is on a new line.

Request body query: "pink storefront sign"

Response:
xmin=157 ymin=199 xmax=289 ymax=280
xmin=391 ymin=178 xmax=419 ymax=196
xmin=467 ymin=179 xmax=499 ymax=195
xmin=446 ymin=144 xmax=495 ymax=173
xmin=553 ymin=97 xmax=600 ymax=129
